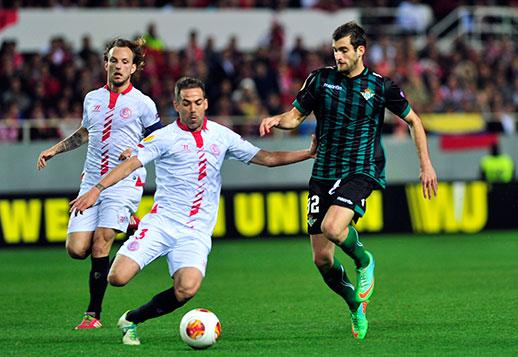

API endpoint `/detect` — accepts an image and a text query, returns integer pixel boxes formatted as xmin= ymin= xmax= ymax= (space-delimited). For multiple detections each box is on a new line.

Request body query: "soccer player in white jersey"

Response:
xmin=70 ymin=77 xmax=317 ymax=345
xmin=36 ymin=38 xmax=162 ymax=329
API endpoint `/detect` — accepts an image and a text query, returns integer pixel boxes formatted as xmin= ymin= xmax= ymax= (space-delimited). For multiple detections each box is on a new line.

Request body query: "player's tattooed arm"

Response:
xmin=37 ymin=127 xmax=89 ymax=170
xmin=55 ymin=127 xmax=89 ymax=154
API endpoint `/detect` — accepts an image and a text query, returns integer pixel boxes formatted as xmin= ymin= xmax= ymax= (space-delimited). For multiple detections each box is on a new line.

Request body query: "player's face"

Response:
xmin=174 ymin=87 xmax=208 ymax=131
xmin=332 ymin=36 xmax=364 ymax=74
xmin=105 ymin=46 xmax=136 ymax=87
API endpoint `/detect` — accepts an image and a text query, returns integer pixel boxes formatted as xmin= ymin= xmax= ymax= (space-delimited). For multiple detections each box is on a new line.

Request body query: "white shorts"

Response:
xmin=117 ymin=213 xmax=212 ymax=277
xmin=68 ymin=185 xmax=143 ymax=233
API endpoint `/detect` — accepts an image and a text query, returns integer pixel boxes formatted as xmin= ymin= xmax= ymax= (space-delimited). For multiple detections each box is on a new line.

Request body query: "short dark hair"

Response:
xmin=175 ymin=77 xmax=206 ymax=100
xmin=332 ymin=22 xmax=367 ymax=49
xmin=103 ymin=37 xmax=146 ymax=71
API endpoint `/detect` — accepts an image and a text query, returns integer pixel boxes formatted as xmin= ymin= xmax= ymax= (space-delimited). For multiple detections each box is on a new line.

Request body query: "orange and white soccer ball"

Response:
xmin=179 ymin=308 xmax=221 ymax=349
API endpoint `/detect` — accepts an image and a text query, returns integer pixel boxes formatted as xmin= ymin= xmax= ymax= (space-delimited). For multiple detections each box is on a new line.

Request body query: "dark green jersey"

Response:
xmin=293 ymin=66 xmax=411 ymax=188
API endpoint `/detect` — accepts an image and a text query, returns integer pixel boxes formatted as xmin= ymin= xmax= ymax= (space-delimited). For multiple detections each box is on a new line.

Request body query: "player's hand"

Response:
xmin=119 ymin=148 xmax=133 ymax=161
xmin=36 ymin=148 xmax=56 ymax=170
xmin=308 ymin=134 xmax=317 ymax=158
xmin=69 ymin=188 xmax=100 ymax=215
xmin=420 ymin=164 xmax=438 ymax=199
xmin=259 ymin=116 xmax=280 ymax=136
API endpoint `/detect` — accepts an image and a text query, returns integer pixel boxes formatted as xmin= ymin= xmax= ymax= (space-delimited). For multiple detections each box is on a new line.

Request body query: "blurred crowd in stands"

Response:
xmin=0 ymin=4 xmax=516 ymax=142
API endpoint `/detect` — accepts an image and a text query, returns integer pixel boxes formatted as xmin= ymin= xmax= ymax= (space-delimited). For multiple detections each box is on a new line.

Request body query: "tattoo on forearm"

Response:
xmin=56 ymin=130 xmax=86 ymax=154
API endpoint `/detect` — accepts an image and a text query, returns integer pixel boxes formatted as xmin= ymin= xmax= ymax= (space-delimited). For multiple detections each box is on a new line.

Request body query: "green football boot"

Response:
xmin=356 ymin=251 xmax=375 ymax=302
xmin=350 ymin=301 xmax=368 ymax=340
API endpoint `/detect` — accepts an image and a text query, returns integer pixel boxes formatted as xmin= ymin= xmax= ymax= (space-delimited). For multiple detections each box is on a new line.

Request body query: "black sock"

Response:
xmin=126 ymin=287 xmax=185 ymax=324
xmin=87 ymin=256 xmax=110 ymax=319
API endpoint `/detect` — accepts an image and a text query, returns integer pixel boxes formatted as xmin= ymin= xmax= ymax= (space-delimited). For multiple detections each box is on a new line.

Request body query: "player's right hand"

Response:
xmin=36 ymin=149 xmax=56 ymax=170
xmin=119 ymin=147 xmax=133 ymax=161
xmin=69 ymin=189 xmax=100 ymax=215
xmin=259 ymin=116 xmax=280 ymax=136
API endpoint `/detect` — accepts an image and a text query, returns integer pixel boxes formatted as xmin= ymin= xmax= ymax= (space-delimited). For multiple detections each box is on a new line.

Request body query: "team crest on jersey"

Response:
xmin=210 ymin=144 xmax=220 ymax=156
xmin=143 ymin=135 xmax=156 ymax=143
xmin=120 ymin=107 xmax=132 ymax=119
xmin=361 ymin=88 xmax=375 ymax=101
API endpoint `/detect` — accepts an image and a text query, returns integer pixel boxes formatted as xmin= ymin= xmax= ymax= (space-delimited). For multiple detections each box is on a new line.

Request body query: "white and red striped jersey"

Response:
xmin=135 ymin=118 xmax=260 ymax=235
xmin=80 ymin=84 xmax=160 ymax=191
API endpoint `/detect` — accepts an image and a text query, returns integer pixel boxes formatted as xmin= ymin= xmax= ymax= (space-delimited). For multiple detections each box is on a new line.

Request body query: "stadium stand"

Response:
xmin=0 ymin=2 xmax=516 ymax=141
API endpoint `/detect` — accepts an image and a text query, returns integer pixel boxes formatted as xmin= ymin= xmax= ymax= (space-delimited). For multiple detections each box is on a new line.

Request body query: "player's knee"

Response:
xmin=65 ymin=242 xmax=89 ymax=260
xmin=108 ymin=271 xmax=129 ymax=287
xmin=321 ymin=221 xmax=343 ymax=244
xmin=174 ymin=282 xmax=199 ymax=302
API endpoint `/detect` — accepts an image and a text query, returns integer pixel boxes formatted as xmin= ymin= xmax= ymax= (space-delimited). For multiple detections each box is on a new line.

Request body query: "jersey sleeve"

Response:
xmin=80 ymin=94 xmax=91 ymax=128
xmin=135 ymin=129 xmax=168 ymax=166
xmin=384 ymin=78 xmax=411 ymax=118
xmin=293 ymin=70 xmax=319 ymax=116
xmin=140 ymin=96 xmax=161 ymax=128
xmin=224 ymin=128 xmax=261 ymax=164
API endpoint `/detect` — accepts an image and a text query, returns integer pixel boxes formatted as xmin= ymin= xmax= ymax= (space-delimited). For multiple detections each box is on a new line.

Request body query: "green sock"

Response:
xmin=319 ymin=258 xmax=359 ymax=311
xmin=338 ymin=225 xmax=370 ymax=268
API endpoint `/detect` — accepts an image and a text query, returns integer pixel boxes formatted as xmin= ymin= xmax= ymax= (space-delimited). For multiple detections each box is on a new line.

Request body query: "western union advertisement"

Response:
xmin=0 ymin=181 xmax=516 ymax=246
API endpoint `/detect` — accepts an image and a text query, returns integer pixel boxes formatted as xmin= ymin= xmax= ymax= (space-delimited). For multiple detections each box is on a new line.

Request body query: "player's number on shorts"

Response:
xmin=137 ymin=228 xmax=148 ymax=240
xmin=308 ymin=195 xmax=320 ymax=213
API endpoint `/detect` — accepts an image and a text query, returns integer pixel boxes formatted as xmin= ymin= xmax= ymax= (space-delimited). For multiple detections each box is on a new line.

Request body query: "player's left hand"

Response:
xmin=308 ymin=134 xmax=317 ymax=158
xmin=119 ymin=148 xmax=133 ymax=161
xmin=69 ymin=189 xmax=100 ymax=215
xmin=420 ymin=164 xmax=438 ymax=199
xmin=259 ymin=116 xmax=280 ymax=136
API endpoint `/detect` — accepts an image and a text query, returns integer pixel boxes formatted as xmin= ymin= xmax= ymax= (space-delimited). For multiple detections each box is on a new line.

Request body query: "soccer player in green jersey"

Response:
xmin=260 ymin=22 xmax=438 ymax=340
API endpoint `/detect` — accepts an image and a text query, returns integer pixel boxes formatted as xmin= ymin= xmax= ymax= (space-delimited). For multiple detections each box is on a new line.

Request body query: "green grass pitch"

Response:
xmin=2 ymin=232 xmax=518 ymax=355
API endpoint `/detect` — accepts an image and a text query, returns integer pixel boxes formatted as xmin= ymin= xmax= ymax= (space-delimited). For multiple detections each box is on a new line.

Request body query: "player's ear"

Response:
xmin=130 ymin=63 xmax=137 ymax=75
xmin=357 ymin=45 xmax=366 ymax=57
xmin=203 ymin=98 xmax=208 ymax=111
xmin=104 ymin=61 xmax=108 ymax=72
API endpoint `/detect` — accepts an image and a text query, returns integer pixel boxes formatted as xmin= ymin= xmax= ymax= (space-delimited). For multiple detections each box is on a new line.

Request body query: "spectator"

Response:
xmin=395 ymin=0 xmax=434 ymax=34
xmin=143 ymin=23 xmax=166 ymax=51
xmin=184 ymin=30 xmax=204 ymax=64
xmin=2 ymin=77 xmax=31 ymax=115
xmin=0 ymin=101 xmax=22 ymax=142
xmin=480 ymin=143 xmax=514 ymax=183
xmin=78 ymin=35 xmax=99 ymax=65
xmin=29 ymin=102 xmax=61 ymax=141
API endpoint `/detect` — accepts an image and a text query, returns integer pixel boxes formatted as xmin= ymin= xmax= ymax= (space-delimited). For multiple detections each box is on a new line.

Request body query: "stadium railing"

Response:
xmin=361 ymin=6 xmax=517 ymax=52
xmin=2 ymin=112 xmax=516 ymax=144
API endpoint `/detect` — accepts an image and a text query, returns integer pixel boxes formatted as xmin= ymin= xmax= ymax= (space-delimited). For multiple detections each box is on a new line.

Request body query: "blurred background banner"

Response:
xmin=2 ymin=181 xmax=518 ymax=246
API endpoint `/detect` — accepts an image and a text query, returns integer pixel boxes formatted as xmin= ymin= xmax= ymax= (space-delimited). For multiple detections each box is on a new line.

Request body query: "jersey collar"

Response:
xmin=337 ymin=66 xmax=368 ymax=80
xmin=103 ymin=82 xmax=133 ymax=94
xmin=176 ymin=117 xmax=208 ymax=132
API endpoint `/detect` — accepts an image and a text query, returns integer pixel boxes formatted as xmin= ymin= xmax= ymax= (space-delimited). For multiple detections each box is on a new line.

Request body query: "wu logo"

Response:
xmin=361 ymin=88 xmax=375 ymax=101
xmin=92 ymin=105 xmax=101 ymax=112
